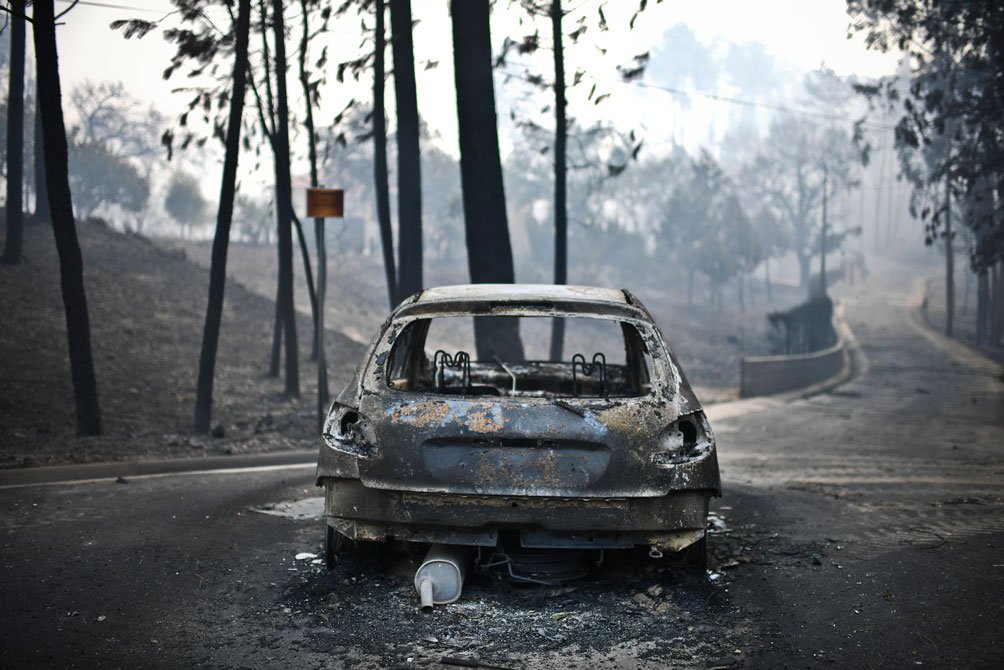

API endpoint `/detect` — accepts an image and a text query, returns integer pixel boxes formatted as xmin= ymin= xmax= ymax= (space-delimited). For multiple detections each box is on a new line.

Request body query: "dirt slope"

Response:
xmin=0 ymin=218 xmax=364 ymax=468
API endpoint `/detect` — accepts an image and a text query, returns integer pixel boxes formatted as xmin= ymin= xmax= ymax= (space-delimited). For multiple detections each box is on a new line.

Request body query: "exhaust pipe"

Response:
xmin=414 ymin=544 xmax=469 ymax=611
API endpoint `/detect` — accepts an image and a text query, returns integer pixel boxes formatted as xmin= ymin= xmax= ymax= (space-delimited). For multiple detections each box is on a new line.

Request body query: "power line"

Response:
xmin=634 ymin=80 xmax=896 ymax=131
xmin=55 ymin=0 xmax=170 ymax=13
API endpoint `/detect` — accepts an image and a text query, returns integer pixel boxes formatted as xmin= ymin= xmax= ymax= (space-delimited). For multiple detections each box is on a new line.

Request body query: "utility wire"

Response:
xmin=634 ymin=80 xmax=896 ymax=131
xmin=55 ymin=0 xmax=169 ymax=13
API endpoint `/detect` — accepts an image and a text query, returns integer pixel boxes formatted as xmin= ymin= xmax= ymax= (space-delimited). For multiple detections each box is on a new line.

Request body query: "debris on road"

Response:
xmin=931 ymin=497 xmax=986 ymax=507
xmin=440 ymin=654 xmax=517 ymax=670
xmin=279 ymin=541 xmax=748 ymax=668
xmin=249 ymin=497 xmax=323 ymax=520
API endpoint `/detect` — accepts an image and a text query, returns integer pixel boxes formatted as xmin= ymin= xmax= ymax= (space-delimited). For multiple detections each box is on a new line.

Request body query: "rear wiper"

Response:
xmin=493 ymin=356 xmax=518 ymax=393
xmin=553 ymin=399 xmax=585 ymax=417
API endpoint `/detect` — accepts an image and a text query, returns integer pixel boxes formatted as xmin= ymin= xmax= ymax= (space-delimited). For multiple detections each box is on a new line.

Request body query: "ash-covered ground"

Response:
xmin=260 ymin=507 xmax=825 ymax=670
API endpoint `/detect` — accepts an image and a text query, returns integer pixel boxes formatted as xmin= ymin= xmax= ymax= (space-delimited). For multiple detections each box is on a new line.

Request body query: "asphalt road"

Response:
xmin=711 ymin=274 xmax=1004 ymax=668
xmin=1 ymin=272 xmax=1002 ymax=669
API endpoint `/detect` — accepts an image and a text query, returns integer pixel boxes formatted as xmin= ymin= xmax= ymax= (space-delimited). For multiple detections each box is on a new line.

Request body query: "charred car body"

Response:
xmin=317 ymin=285 xmax=720 ymax=574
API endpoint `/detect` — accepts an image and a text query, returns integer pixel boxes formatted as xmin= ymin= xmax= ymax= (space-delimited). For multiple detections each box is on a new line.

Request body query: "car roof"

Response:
xmin=415 ymin=284 xmax=629 ymax=305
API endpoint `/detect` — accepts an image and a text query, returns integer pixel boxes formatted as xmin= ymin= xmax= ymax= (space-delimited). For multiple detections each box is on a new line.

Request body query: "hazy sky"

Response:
xmin=48 ymin=0 xmax=900 ymax=177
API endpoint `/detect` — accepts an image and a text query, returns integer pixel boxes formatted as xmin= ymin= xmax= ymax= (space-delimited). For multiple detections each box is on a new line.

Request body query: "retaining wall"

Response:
xmin=739 ymin=334 xmax=847 ymax=398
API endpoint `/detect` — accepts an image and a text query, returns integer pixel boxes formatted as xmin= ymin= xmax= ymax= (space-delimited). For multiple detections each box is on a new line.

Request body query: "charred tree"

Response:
xmin=374 ymin=0 xmax=397 ymax=308
xmin=547 ymin=0 xmax=568 ymax=361
xmin=764 ymin=259 xmax=772 ymax=302
xmin=33 ymin=0 xmax=101 ymax=435
xmin=391 ymin=0 xmax=422 ymax=301
xmin=450 ymin=0 xmax=524 ymax=361
xmin=976 ymin=268 xmax=990 ymax=345
xmin=297 ymin=0 xmax=331 ymax=417
xmin=193 ymin=0 xmax=252 ymax=435
xmin=298 ymin=0 xmax=327 ymax=394
xmin=34 ymin=102 xmax=49 ymax=220
xmin=269 ymin=282 xmax=283 ymax=376
xmin=258 ymin=0 xmax=285 ymax=379
xmin=991 ymin=261 xmax=999 ymax=345
xmin=272 ymin=0 xmax=299 ymax=397
xmin=292 ymin=211 xmax=319 ymax=361
xmin=245 ymin=3 xmax=318 ymax=375
xmin=252 ymin=0 xmax=313 ymax=380
xmin=944 ymin=171 xmax=954 ymax=336
xmin=820 ymin=164 xmax=829 ymax=295
xmin=2 ymin=0 xmax=26 ymax=264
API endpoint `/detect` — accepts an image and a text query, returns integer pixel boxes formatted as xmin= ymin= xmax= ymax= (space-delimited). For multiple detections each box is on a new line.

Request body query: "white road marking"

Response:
xmin=0 ymin=462 xmax=315 ymax=491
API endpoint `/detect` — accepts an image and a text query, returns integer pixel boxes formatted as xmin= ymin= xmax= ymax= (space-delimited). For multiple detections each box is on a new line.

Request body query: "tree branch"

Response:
xmin=55 ymin=0 xmax=80 ymax=21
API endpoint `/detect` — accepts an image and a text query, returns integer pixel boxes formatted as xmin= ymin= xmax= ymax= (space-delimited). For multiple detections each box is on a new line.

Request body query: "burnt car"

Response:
xmin=317 ymin=284 xmax=720 ymax=579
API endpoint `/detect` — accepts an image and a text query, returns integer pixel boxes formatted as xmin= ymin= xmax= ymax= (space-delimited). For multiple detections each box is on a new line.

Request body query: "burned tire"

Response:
xmin=685 ymin=534 xmax=708 ymax=571
xmin=324 ymin=523 xmax=340 ymax=570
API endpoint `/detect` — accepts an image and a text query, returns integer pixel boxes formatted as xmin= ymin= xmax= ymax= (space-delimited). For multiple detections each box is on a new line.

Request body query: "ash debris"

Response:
xmin=278 ymin=542 xmax=750 ymax=669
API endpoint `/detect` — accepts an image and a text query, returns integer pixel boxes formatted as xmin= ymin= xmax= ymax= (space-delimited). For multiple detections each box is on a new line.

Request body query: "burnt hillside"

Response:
xmin=0 ymin=217 xmax=364 ymax=467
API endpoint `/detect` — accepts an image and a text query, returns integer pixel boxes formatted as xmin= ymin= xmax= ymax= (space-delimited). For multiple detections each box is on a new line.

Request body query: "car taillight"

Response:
xmin=657 ymin=412 xmax=709 ymax=458
xmin=323 ymin=403 xmax=373 ymax=456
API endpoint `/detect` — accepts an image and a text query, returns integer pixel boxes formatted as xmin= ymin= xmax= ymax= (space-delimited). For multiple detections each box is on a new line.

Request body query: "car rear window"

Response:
xmin=384 ymin=315 xmax=654 ymax=398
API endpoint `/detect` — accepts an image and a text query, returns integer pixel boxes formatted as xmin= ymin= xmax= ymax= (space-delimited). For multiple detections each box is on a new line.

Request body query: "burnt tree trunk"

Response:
xmin=873 ymin=142 xmax=887 ymax=252
xmin=257 ymin=0 xmax=290 ymax=381
xmin=258 ymin=0 xmax=283 ymax=379
xmin=34 ymin=96 xmax=49 ymax=220
xmin=292 ymin=211 xmax=319 ymax=361
xmin=245 ymin=17 xmax=317 ymax=373
xmin=391 ymin=0 xmax=423 ymax=302
xmin=764 ymin=258 xmax=772 ymax=302
xmin=374 ymin=0 xmax=397 ymax=308
xmin=944 ymin=173 xmax=954 ymax=336
xmin=797 ymin=247 xmax=811 ymax=297
xmin=547 ymin=0 xmax=567 ymax=362
xmin=298 ymin=0 xmax=327 ymax=400
xmin=992 ymin=262 xmax=1004 ymax=345
xmin=450 ymin=0 xmax=524 ymax=361
xmin=820 ymin=165 xmax=828 ymax=295
xmin=962 ymin=264 xmax=971 ymax=315
xmin=298 ymin=0 xmax=331 ymax=423
xmin=269 ymin=285 xmax=282 ymax=376
xmin=976 ymin=270 xmax=990 ymax=346
xmin=33 ymin=0 xmax=101 ymax=435
xmin=272 ymin=0 xmax=299 ymax=397
xmin=2 ymin=0 xmax=26 ymax=264
xmin=193 ymin=0 xmax=252 ymax=434
xmin=246 ymin=39 xmax=320 ymax=368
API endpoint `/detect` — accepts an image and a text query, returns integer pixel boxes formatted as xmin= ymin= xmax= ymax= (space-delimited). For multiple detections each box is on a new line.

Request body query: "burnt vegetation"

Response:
xmin=0 ymin=1 xmax=1000 ymax=458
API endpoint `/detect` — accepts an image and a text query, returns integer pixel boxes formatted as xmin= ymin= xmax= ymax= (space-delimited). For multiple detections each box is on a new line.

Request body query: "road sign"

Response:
xmin=306 ymin=188 xmax=344 ymax=218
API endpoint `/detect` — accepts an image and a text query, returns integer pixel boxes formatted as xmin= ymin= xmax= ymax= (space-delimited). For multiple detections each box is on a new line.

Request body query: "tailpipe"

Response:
xmin=414 ymin=544 xmax=469 ymax=611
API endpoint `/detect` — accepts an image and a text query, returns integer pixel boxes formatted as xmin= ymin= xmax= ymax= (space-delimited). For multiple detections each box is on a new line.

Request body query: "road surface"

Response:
xmin=1 ymin=272 xmax=1002 ymax=669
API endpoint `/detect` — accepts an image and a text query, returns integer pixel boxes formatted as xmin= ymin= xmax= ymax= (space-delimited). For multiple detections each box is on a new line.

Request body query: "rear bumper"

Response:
xmin=321 ymin=478 xmax=712 ymax=550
